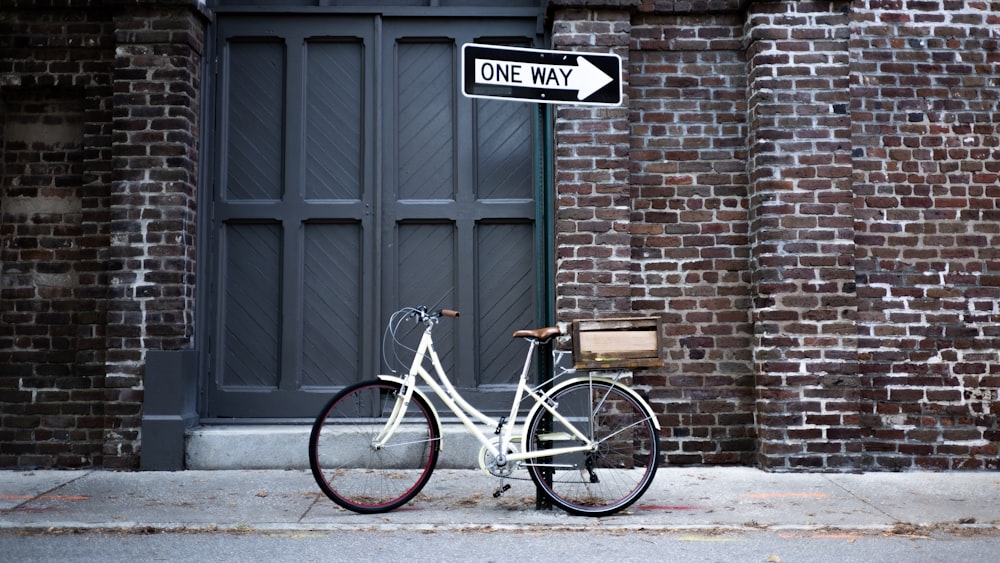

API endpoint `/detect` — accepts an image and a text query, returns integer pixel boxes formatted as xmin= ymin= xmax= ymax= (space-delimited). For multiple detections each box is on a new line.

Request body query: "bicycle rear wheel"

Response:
xmin=525 ymin=380 xmax=660 ymax=517
xmin=309 ymin=379 xmax=440 ymax=513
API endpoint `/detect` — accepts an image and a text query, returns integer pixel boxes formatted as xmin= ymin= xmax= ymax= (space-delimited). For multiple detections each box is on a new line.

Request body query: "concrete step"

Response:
xmin=184 ymin=425 xmax=486 ymax=470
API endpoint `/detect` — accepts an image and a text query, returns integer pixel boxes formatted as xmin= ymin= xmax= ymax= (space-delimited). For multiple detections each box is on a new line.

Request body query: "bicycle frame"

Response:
xmin=310 ymin=308 xmax=663 ymax=517
xmin=374 ymin=321 xmax=601 ymax=468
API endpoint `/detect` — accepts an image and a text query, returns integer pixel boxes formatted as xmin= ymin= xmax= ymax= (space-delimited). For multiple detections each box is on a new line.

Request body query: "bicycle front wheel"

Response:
xmin=309 ymin=379 xmax=440 ymax=514
xmin=525 ymin=380 xmax=660 ymax=517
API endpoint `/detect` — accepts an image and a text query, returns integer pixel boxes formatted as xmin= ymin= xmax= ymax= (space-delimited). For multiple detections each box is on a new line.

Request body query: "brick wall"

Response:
xmin=0 ymin=0 xmax=204 ymax=469
xmin=551 ymin=0 xmax=759 ymax=467
xmin=552 ymin=8 xmax=635 ymax=318
xmin=629 ymin=11 xmax=755 ymax=465
xmin=552 ymin=0 xmax=1000 ymax=470
xmin=0 ymin=7 xmax=114 ymax=467
xmin=852 ymin=0 xmax=1000 ymax=470
xmin=2 ymin=0 xmax=998 ymax=470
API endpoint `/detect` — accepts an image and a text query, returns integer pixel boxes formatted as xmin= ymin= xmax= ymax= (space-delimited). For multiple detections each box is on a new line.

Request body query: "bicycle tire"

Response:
xmin=309 ymin=379 xmax=440 ymax=514
xmin=525 ymin=380 xmax=660 ymax=517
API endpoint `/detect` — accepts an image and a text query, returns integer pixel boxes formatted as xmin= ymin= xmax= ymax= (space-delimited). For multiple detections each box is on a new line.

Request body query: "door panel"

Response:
xmin=207 ymin=14 xmax=543 ymax=418
xmin=221 ymin=223 xmax=282 ymax=388
xmin=477 ymin=222 xmax=536 ymax=387
xmin=477 ymin=99 xmax=534 ymax=200
xmin=225 ymin=40 xmax=284 ymax=201
xmin=397 ymin=41 xmax=455 ymax=201
xmin=302 ymin=223 xmax=363 ymax=388
xmin=305 ymin=40 xmax=365 ymax=201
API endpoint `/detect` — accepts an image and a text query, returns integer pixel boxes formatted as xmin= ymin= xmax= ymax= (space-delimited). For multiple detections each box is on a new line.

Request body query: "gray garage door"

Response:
xmin=205 ymin=14 xmax=548 ymax=418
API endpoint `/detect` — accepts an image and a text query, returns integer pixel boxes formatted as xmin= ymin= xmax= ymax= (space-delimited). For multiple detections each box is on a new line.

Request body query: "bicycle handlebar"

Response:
xmin=407 ymin=306 xmax=460 ymax=324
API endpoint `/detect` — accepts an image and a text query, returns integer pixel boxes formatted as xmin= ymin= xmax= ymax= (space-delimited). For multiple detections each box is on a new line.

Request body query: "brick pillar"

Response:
xmin=746 ymin=0 xmax=860 ymax=470
xmin=107 ymin=2 xmax=205 ymax=468
xmin=551 ymin=6 xmax=633 ymax=320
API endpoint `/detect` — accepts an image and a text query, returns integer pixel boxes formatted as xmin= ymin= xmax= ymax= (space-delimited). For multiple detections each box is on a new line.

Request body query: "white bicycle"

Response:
xmin=308 ymin=306 xmax=661 ymax=517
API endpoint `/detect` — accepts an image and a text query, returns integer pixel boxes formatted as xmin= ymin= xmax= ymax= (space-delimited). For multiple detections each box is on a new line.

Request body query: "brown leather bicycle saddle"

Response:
xmin=511 ymin=327 xmax=561 ymax=341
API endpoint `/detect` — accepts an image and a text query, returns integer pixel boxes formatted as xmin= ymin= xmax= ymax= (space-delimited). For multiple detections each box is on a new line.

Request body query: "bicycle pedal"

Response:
xmin=493 ymin=484 xmax=511 ymax=498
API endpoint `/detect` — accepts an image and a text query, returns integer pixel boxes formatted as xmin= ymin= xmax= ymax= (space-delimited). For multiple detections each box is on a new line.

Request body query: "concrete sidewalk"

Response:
xmin=1 ymin=467 xmax=999 ymax=534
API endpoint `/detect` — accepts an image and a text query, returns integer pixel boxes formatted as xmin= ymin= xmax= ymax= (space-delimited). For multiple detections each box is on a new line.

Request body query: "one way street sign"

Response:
xmin=461 ymin=43 xmax=622 ymax=106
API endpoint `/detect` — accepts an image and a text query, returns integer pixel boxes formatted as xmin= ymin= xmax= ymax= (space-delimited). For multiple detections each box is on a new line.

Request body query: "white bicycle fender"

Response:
xmin=521 ymin=376 xmax=661 ymax=446
xmin=376 ymin=375 xmax=445 ymax=452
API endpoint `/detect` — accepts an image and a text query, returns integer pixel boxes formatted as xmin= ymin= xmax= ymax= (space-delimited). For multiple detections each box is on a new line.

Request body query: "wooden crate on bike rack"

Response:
xmin=571 ymin=317 xmax=663 ymax=370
